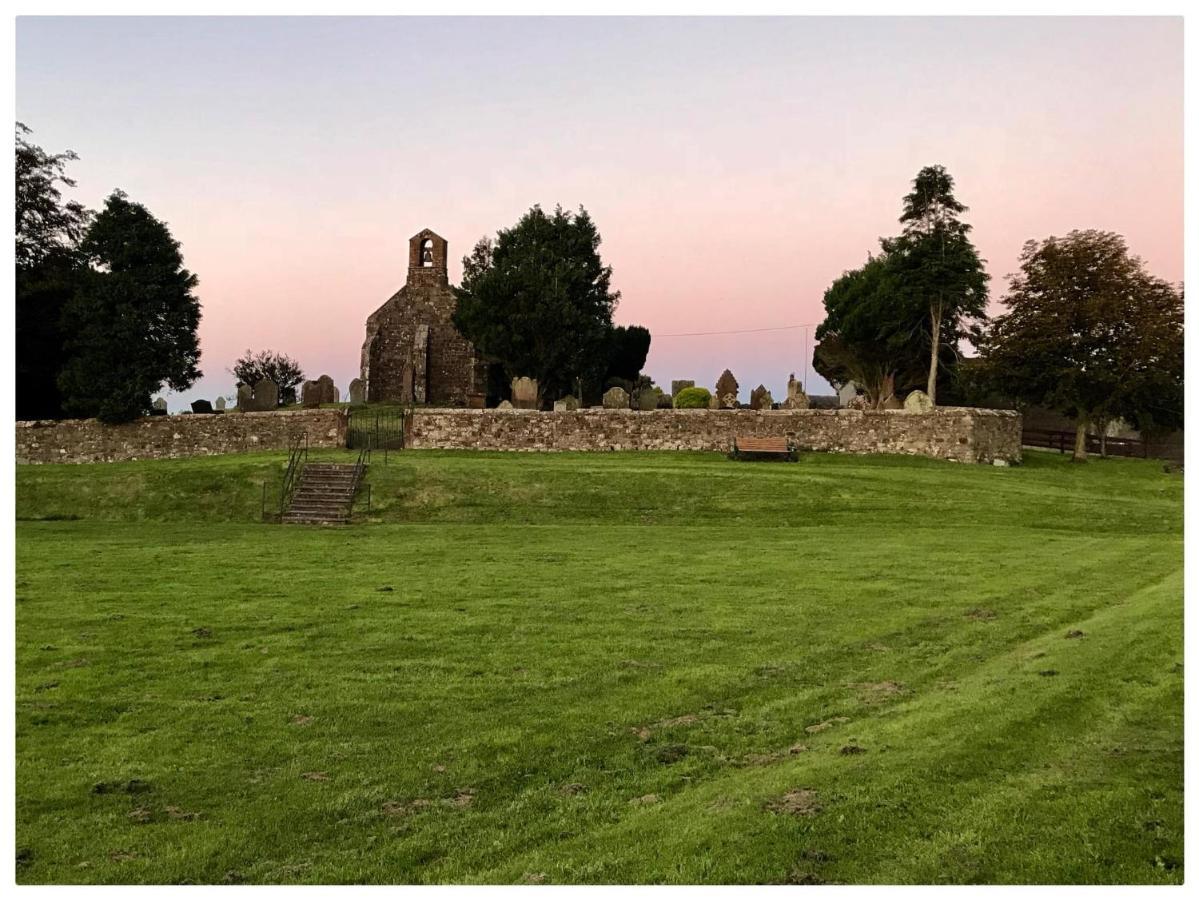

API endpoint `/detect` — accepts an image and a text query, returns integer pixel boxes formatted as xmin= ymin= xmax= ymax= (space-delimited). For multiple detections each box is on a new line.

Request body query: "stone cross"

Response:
xmin=714 ymin=370 xmax=739 ymax=408
xmin=784 ymin=373 xmax=811 ymax=409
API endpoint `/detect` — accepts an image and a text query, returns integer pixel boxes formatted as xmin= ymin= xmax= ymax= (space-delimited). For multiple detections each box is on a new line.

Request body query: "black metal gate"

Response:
xmin=347 ymin=408 xmax=406 ymax=450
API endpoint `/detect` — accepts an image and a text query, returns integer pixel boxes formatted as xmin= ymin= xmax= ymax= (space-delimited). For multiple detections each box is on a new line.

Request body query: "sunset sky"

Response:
xmin=16 ymin=16 xmax=1183 ymax=409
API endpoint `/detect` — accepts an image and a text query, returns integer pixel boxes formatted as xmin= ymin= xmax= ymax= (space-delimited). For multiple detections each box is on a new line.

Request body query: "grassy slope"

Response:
xmin=15 ymin=450 xmax=1183 ymax=884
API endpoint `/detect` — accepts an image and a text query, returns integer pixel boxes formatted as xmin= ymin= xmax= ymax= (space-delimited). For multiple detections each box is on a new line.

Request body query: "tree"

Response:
xmin=812 ymin=254 xmax=926 ymax=408
xmin=232 ymin=349 xmax=305 ymax=406
xmin=15 ymin=123 xmax=92 ymax=419
xmin=979 ymin=231 xmax=1182 ymax=462
xmin=603 ymin=324 xmax=651 ymax=383
xmin=881 ymin=165 xmax=989 ymax=405
xmin=58 ymin=191 xmax=202 ymax=423
xmin=453 ymin=205 xmax=625 ymax=404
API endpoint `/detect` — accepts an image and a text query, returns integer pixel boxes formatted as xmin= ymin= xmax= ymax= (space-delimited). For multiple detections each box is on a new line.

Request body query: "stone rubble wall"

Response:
xmin=16 ymin=409 xmax=348 ymax=465
xmin=406 ymin=407 xmax=1022 ymax=464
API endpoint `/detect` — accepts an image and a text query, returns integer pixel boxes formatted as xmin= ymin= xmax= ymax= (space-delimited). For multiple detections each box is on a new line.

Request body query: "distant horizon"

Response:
xmin=16 ymin=15 xmax=1183 ymax=412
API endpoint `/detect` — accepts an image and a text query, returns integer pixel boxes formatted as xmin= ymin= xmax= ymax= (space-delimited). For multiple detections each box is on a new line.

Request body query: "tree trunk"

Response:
xmin=1072 ymin=421 xmax=1088 ymax=463
xmin=927 ymin=302 xmax=942 ymax=406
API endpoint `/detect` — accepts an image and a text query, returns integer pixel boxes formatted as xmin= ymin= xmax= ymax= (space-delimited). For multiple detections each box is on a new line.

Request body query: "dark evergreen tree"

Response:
xmin=15 ymin=123 xmax=91 ymax=419
xmin=881 ymin=165 xmax=989 ymax=405
xmin=453 ymin=205 xmax=626 ymax=403
xmin=58 ymin=191 xmax=202 ymax=423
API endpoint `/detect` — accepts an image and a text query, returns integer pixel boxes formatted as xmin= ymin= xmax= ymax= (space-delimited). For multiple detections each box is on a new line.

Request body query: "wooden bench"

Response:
xmin=729 ymin=436 xmax=799 ymax=462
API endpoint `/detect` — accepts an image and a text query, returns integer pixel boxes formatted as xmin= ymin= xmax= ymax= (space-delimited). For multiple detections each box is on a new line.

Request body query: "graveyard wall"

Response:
xmin=406 ymin=407 xmax=1022 ymax=464
xmin=16 ymin=409 xmax=348 ymax=464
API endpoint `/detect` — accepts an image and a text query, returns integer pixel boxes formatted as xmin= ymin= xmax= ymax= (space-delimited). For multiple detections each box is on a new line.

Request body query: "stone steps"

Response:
xmin=282 ymin=463 xmax=363 ymax=525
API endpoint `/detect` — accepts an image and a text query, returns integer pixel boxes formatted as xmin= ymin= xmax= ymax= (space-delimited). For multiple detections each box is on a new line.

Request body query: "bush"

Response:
xmin=674 ymin=386 xmax=711 ymax=409
xmin=656 ymin=392 xmax=674 ymax=409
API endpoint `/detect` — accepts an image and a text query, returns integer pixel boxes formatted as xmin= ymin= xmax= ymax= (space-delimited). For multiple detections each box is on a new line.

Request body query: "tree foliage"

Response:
xmin=453 ymin=205 xmax=645 ymax=403
xmin=58 ymin=191 xmax=202 ymax=423
xmin=881 ymin=165 xmax=989 ymax=404
xmin=15 ymin=123 xmax=92 ymax=419
xmin=813 ymin=254 xmax=926 ymax=408
xmin=979 ymin=230 xmax=1182 ymax=460
xmin=232 ymin=349 xmax=305 ymax=406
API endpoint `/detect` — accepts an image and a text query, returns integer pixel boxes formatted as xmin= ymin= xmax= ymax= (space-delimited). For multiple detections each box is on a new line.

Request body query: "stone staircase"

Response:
xmin=281 ymin=463 xmax=363 ymax=525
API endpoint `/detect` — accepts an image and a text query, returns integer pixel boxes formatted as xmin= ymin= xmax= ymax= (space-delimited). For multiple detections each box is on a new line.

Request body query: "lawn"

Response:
xmin=14 ymin=449 xmax=1184 ymax=884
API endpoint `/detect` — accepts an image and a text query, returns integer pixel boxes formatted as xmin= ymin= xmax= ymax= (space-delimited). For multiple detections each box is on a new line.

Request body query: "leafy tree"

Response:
xmin=979 ymin=230 xmax=1182 ymax=461
xmin=232 ymin=349 xmax=305 ymax=406
xmin=453 ymin=205 xmax=623 ymax=404
xmin=58 ymin=191 xmax=202 ymax=423
xmin=881 ymin=165 xmax=989 ymax=405
xmin=15 ymin=123 xmax=91 ymax=419
xmin=812 ymin=254 xmax=926 ymax=408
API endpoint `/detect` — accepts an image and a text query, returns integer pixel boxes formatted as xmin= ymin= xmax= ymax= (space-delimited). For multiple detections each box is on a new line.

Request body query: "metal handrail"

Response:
xmin=277 ymin=431 xmax=309 ymax=520
xmin=349 ymin=441 xmax=371 ymax=511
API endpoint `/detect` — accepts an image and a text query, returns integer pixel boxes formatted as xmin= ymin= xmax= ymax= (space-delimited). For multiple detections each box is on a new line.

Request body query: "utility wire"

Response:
xmin=654 ymin=323 xmax=819 ymax=338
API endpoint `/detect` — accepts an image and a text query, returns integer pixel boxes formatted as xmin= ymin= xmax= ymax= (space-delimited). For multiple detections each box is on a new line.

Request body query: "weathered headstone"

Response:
xmin=237 ymin=383 xmax=254 ymax=410
xmin=215 ymin=396 xmax=227 ymax=411
xmin=636 ymin=388 xmax=660 ymax=411
xmin=349 ymin=378 xmax=366 ymax=405
xmin=714 ymin=370 xmax=739 ymax=408
xmin=749 ymin=385 xmax=773 ymax=410
xmin=511 ymin=376 xmax=539 ymax=410
xmin=554 ymin=395 xmax=580 ymax=412
xmin=903 ymin=390 xmax=934 ymax=413
xmin=784 ymin=373 xmax=810 ymax=410
xmin=152 ymin=397 xmax=167 ymax=411
xmin=191 ymin=399 xmax=214 ymax=414
xmin=303 ymin=375 xmax=337 ymax=408
xmin=602 ymin=386 xmax=630 ymax=409
xmin=496 ymin=400 xmax=514 ymax=410
xmin=254 ymin=378 xmax=279 ymax=411
xmin=671 ymin=379 xmax=695 ymax=397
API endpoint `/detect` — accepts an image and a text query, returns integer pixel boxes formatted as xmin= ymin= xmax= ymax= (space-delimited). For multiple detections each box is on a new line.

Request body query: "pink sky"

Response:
xmin=16 ymin=16 xmax=1183 ymax=408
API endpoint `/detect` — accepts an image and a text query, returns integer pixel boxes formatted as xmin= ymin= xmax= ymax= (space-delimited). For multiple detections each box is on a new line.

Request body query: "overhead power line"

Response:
xmin=654 ymin=323 xmax=819 ymax=338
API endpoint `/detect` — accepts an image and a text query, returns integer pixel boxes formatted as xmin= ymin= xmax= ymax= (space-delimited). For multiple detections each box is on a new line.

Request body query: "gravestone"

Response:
xmin=714 ymin=369 xmax=739 ymax=408
xmin=253 ymin=378 xmax=279 ymax=411
xmin=671 ymin=380 xmax=695 ymax=397
xmin=784 ymin=373 xmax=811 ymax=409
xmin=496 ymin=400 xmax=514 ymax=410
xmin=152 ymin=397 xmax=167 ymax=411
xmin=511 ymin=376 xmax=539 ymax=410
xmin=903 ymin=390 xmax=934 ymax=413
xmin=237 ymin=383 xmax=254 ymax=410
xmin=191 ymin=399 xmax=214 ymax=414
xmin=602 ymin=386 xmax=630 ymax=409
xmin=303 ymin=375 xmax=337 ymax=408
xmin=554 ymin=395 xmax=580 ymax=412
xmin=636 ymin=388 xmax=660 ymax=411
xmin=349 ymin=378 xmax=366 ymax=405
xmin=215 ymin=396 xmax=227 ymax=411
xmin=749 ymin=385 xmax=773 ymax=410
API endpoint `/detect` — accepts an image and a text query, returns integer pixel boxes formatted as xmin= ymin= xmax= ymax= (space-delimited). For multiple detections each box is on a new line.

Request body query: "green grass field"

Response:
xmin=15 ymin=449 xmax=1183 ymax=884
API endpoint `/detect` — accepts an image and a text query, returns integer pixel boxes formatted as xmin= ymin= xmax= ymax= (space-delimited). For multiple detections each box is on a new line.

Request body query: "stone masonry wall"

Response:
xmin=16 ymin=409 xmax=348 ymax=465
xmin=407 ymin=407 xmax=1022 ymax=464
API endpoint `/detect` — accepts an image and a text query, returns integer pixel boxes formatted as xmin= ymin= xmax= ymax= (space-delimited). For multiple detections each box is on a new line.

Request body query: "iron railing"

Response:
xmin=274 ymin=431 xmax=309 ymax=520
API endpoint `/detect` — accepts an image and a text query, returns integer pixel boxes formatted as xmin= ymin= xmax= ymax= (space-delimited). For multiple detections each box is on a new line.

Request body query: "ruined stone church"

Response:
xmin=360 ymin=229 xmax=486 ymax=406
